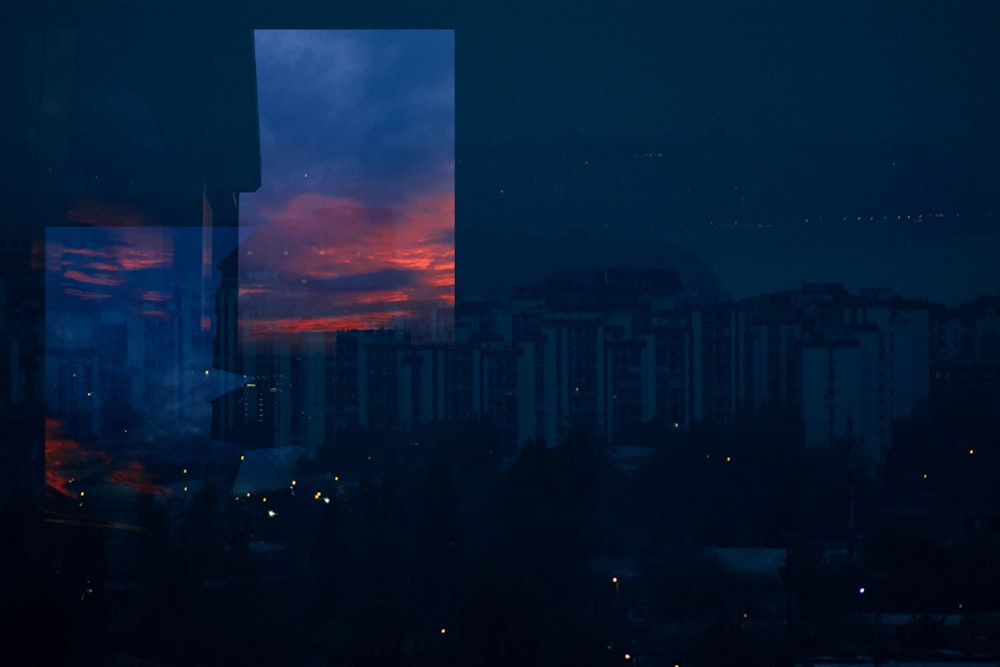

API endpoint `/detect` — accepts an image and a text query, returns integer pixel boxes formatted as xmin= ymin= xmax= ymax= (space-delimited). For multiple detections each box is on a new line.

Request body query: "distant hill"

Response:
xmin=458 ymin=224 xmax=722 ymax=301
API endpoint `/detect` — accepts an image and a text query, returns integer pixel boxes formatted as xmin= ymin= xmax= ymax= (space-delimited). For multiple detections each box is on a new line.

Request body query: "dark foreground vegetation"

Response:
xmin=2 ymin=395 xmax=998 ymax=666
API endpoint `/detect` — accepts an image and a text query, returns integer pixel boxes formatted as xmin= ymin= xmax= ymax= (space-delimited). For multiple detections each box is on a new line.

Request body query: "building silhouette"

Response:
xmin=1 ymin=24 xmax=261 ymax=504
xmin=207 ymin=266 xmax=952 ymax=478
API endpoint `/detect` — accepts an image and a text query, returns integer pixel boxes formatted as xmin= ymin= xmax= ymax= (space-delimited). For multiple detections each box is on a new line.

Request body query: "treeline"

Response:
xmin=4 ymin=398 xmax=999 ymax=665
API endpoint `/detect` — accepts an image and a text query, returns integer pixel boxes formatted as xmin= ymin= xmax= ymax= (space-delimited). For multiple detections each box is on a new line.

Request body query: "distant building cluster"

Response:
xmin=209 ymin=268 xmax=1000 ymax=474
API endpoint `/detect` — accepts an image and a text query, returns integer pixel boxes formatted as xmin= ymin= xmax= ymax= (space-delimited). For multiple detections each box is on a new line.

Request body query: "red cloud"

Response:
xmin=107 ymin=460 xmax=170 ymax=497
xmin=45 ymin=418 xmax=111 ymax=496
xmin=64 ymin=269 xmax=123 ymax=286
xmin=65 ymin=288 xmax=112 ymax=300
xmin=46 ymin=418 xmax=170 ymax=498
xmin=248 ymin=314 xmax=403 ymax=337
xmin=241 ymin=190 xmax=454 ymax=341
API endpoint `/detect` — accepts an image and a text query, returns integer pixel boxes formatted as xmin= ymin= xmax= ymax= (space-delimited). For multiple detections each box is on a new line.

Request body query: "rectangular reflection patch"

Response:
xmin=241 ymin=30 xmax=455 ymax=344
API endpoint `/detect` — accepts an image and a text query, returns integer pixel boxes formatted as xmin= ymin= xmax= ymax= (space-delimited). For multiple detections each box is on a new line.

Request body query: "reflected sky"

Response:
xmin=42 ymin=30 xmax=454 ymax=499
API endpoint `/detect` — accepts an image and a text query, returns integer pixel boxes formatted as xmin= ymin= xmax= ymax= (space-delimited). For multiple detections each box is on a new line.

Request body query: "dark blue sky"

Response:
xmin=247 ymin=29 xmax=454 ymax=217
xmin=46 ymin=4 xmax=997 ymax=306
xmin=448 ymin=1 xmax=1000 ymax=304
xmin=459 ymin=2 xmax=1000 ymax=155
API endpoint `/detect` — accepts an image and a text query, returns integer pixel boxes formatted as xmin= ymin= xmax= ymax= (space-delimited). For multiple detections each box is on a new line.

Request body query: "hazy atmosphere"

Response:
xmin=3 ymin=2 xmax=999 ymax=666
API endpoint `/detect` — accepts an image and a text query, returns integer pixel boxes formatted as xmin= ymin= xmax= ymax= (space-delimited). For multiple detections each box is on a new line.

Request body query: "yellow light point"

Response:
xmin=334 ymin=475 xmax=339 ymax=482
xmin=923 ymin=473 xmax=928 ymax=479
xmin=969 ymin=449 xmax=974 ymax=455
xmin=625 ymin=654 xmax=631 ymax=660
xmin=726 ymin=456 xmax=732 ymax=463
xmin=204 ymin=370 xmax=210 ymax=376
xmin=315 ymin=492 xmax=322 ymax=500
xmin=262 ymin=497 xmax=267 ymax=503
xmin=240 ymin=455 xmax=245 ymax=461
xmin=246 ymin=492 xmax=251 ymax=497
xmin=291 ymin=480 xmax=296 ymax=486
xmin=611 ymin=576 xmax=618 ymax=583
xmin=440 ymin=628 xmax=446 ymax=635
xmin=183 ymin=468 xmax=188 ymax=474
xmin=183 ymin=486 xmax=188 ymax=492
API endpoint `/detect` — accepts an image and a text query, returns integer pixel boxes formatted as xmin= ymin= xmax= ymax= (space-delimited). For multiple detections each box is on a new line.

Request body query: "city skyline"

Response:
xmin=3 ymin=5 xmax=999 ymax=664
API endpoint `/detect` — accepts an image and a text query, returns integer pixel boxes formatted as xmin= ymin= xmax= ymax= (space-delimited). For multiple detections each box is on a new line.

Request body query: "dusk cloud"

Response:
xmin=240 ymin=31 xmax=455 ymax=341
